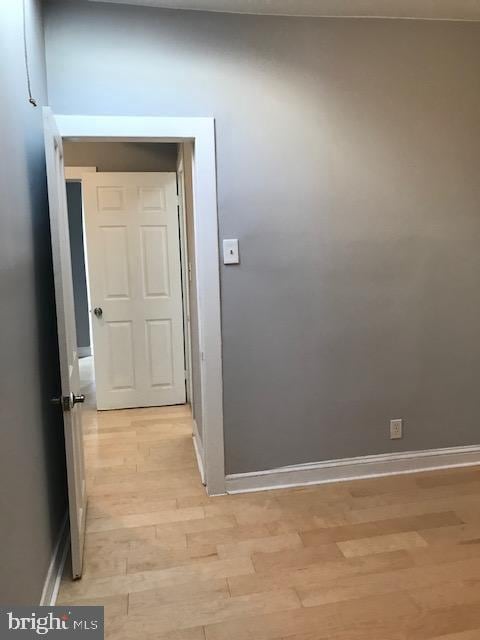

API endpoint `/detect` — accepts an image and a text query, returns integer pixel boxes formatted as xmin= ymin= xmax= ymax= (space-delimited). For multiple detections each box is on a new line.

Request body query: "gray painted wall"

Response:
xmin=64 ymin=141 xmax=177 ymax=172
xmin=44 ymin=2 xmax=480 ymax=474
xmin=0 ymin=0 xmax=67 ymax=602
xmin=66 ymin=182 xmax=91 ymax=351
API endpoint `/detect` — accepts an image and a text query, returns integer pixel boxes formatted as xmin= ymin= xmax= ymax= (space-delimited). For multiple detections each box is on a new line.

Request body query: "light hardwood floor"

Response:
xmin=57 ymin=362 xmax=480 ymax=638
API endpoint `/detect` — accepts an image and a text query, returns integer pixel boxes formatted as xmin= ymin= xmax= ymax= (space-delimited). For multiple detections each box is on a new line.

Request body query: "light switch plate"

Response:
xmin=223 ymin=239 xmax=239 ymax=264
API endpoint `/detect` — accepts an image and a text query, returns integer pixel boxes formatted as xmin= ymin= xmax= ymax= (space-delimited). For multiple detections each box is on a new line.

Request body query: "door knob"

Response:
xmin=51 ymin=393 xmax=85 ymax=411
xmin=93 ymin=307 xmax=103 ymax=318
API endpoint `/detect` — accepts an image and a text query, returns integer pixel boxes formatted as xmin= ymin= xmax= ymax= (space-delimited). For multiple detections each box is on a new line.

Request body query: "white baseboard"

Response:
xmin=39 ymin=513 xmax=69 ymax=605
xmin=192 ymin=420 xmax=206 ymax=486
xmin=225 ymin=444 xmax=480 ymax=494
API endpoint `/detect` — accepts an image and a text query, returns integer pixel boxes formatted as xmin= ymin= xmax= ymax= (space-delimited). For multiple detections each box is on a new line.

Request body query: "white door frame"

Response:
xmin=176 ymin=145 xmax=194 ymax=407
xmin=55 ymin=114 xmax=225 ymax=496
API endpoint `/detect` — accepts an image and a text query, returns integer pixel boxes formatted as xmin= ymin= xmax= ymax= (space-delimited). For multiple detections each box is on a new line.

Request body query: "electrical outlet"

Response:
xmin=390 ymin=419 xmax=403 ymax=440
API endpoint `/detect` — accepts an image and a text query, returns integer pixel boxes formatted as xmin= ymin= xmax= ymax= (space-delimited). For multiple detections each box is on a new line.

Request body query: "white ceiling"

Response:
xmin=87 ymin=0 xmax=480 ymax=21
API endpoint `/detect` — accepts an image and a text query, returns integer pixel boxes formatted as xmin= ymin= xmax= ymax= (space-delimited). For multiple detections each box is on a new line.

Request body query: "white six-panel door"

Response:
xmin=44 ymin=108 xmax=87 ymax=578
xmin=82 ymin=173 xmax=186 ymax=410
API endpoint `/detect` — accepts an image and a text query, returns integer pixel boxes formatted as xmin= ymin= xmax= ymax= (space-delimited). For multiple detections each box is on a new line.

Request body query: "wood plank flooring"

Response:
xmin=57 ymin=371 xmax=480 ymax=638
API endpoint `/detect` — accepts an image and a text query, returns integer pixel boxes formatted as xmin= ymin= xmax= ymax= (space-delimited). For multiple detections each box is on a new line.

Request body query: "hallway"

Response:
xmin=55 ymin=367 xmax=480 ymax=639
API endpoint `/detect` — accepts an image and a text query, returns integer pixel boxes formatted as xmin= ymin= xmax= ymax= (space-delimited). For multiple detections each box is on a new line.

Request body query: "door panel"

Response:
xmin=83 ymin=172 xmax=186 ymax=410
xmin=43 ymin=108 xmax=87 ymax=579
xmin=139 ymin=186 xmax=166 ymax=211
xmin=97 ymin=186 xmax=126 ymax=211
xmin=107 ymin=321 xmax=135 ymax=389
xmin=102 ymin=226 xmax=130 ymax=298
xmin=147 ymin=319 xmax=174 ymax=387
xmin=141 ymin=225 xmax=170 ymax=297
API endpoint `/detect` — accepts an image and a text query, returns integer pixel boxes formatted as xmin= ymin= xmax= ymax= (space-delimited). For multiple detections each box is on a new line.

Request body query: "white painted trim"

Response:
xmin=177 ymin=144 xmax=194 ymax=406
xmin=225 ymin=445 xmax=480 ymax=494
xmin=55 ymin=115 xmax=225 ymax=495
xmin=64 ymin=166 xmax=97 ymax=181
xmin=39 ymin=513 xmax=69 ymax=606
xmin=50 ymin=532 xmax=70 ymax=605
xmin=192 ymin=419 xmax=206 ymax=486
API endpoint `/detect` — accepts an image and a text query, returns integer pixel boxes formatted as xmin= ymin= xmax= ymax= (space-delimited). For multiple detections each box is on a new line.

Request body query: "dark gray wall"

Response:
xmin=64 ymin=141 xmax=178 ymax=172
xmin=44 ymin=2 xmax=480 ymax=474
xmin=0 ymin=0 xmax=67 ymax=602
xmin=66 ymin=182 xmax=90 ymax=351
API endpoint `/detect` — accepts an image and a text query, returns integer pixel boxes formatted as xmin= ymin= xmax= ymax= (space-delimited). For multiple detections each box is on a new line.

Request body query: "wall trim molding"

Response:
xmin=192 ymin=419 xmax=206 ymax=486
xmin=225 ymin=444 xmax=480 ymax=494
xmin=78 ymin=346 xmax=92 ymax=358
xmin=39 ymin=513 xmax=69 ymax=606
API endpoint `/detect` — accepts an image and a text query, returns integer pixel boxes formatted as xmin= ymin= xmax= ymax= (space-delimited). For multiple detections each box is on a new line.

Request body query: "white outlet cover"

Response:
xmin=390 ymin=419 xmax=403 ymax=440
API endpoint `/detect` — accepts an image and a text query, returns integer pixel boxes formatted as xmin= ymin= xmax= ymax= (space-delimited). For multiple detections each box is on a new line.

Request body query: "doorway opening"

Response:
xmin=64 ymin=140 xmax=204 ymax=460
xmin=65 ymin=144 xmax=193 ymax=404
xmin=45 ymin=114 xmax=224 ymax=579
